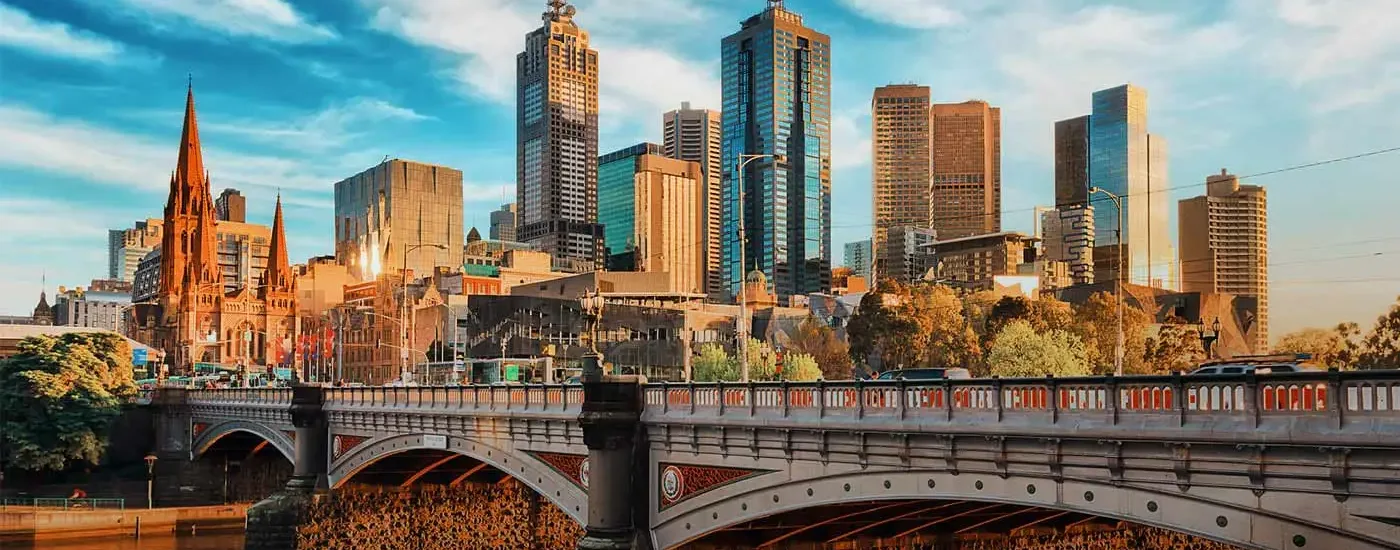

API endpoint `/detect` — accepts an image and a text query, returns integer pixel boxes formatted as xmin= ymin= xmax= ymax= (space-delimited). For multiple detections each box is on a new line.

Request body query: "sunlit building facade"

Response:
xmin=721 ymin=0 xmax=831 ymax=301
xmin=516 ymin=0 xmax=604 ymax=271
xmin=333 ymin=159 xmax=464 ymax=282
xmin=663 ymin=102 xmax=724 ymax=297
xmin=598 ymin=142 xmax=664 ymax=267
xmin=871 ymin=84 xmax=931 ymax=281
xmin=1180 ymin=169 xmax=1268 ymax=351
xmin=930 ymin=100 xmax=1001 ymax=239
xmin=1086 ymin=84 xmax=1174 ymax=289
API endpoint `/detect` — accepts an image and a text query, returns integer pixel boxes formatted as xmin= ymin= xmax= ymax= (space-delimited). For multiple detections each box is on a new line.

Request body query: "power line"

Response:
xmin=838 ymin=144 xmax=1400 ymax=229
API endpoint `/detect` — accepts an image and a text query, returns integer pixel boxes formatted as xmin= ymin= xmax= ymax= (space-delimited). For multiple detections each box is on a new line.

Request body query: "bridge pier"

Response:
xmin=244 ymin=385 xmax=329 ymax=550
xmin=577 ymin=374 xmax=650 ymax=550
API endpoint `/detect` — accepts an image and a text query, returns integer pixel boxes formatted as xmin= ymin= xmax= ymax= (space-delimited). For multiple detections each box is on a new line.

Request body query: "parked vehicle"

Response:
xmin=1190 ymin=353 xmax=1318 ymax=375
xmin=874 ymin=367 xmax=972 ymax=381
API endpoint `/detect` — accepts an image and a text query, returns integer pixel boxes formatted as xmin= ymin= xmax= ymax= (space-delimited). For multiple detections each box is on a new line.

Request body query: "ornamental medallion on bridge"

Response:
xmin=529 ymin=451 xmax=589 ymax=490
xmin=332 ymin=434 xmax=370 ymax=460
xmin=659 ymin=463 xmax=771 ymax=510
xmin=192 ymin=422 xmax=209 ymax=440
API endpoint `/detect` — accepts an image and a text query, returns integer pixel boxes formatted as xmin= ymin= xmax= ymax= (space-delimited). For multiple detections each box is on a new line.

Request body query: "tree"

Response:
xmin=1146 ymin=320 xmax=1205 ymax=373
xmin=1358 ymin=296 xmax=1400 ymax=369
xmin=986 ymin=296 xmax=1032 ymax=338
xmin=1026 ymin=295 xmax=1076 ymax=334
xmin=787 ymin=315 xmax=852 ymax=380
xmin=782 ymin=352 xmax=822 ymax=381
xmin=906 ymin=285 xmax=982 ymax=372
xmin=1274 ymin=327 xmax=1350 ymax=368
xmin=987 ymin=321 xmax=1091 ymax=378
xmin=1068 ymin=292 xmax=1152 ymax=375
xmin=743 ymin=338 xmax=780 ymax=381
xmin=692 ymin=343 xmax=736 ymax=382
xmin=0 ymin=332 xmax=138 ymax=472
xmin=1335 ymin=321 xmax=1364 ymax=367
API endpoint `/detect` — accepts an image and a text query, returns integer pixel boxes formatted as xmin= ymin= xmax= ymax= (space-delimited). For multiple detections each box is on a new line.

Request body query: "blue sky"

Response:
xmin=1 ymin=0 xmax=1397 ymax=339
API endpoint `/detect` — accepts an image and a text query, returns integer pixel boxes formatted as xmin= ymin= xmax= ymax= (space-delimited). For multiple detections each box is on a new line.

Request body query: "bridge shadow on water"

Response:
xmin=681 ymin=499 xmax=1243 ymax=550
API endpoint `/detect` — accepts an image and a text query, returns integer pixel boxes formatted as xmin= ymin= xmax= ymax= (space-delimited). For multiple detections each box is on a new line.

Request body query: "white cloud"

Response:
xmin=203 ymin=98 xmax=431 ymax=151
xmin=101 ymin=0 xmax=336 ymax=43
xmin=0 ymin=101 xmax=352 ymax=203
xmin=462 ymin=182 xmax=514 ymax=203
xmin=831 ymin=109 xmax=871 ymax=170
xmin=836 ymin=0 xmax=966 ymax=29
xmin=1243 ymin=0 xmax=1400 ymax=113
xmin=364 ymin=0 xmax=720 ymax=127
xmin=0 ymin=3 xmax=126 ymax=62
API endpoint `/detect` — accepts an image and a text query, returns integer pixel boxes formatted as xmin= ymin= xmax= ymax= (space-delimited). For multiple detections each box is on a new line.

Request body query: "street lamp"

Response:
xmin=401 ymin=243 xmax=448 ymax=380
xmin=735 ymin=152 xmax=785 ymax=383
xmin=1089 ymin=186 xmax=1125 ymax=376
xmin=1200 ymin=317 xmax=1223 ymax=359
xmin=143 ymin=454 xmax=158 ymax=509
xmin=579 ymin=290 xmax=605 ymax=381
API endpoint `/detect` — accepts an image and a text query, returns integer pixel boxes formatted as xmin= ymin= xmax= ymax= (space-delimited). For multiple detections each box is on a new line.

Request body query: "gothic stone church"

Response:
xmin=134 ymin=85 xmax=297 ymax=372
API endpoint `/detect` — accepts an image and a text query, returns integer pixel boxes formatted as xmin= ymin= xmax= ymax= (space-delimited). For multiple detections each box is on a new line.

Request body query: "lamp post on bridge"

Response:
xmin=1089 ymin=186 xmax=1125 ymax=376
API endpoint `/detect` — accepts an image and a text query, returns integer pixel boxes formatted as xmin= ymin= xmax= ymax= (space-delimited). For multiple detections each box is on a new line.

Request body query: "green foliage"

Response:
xmin=0 ymin=332 xmax=138 ymax=472
xmin=692 ymin=342 xmax=736 ymax=382
xmin=744 ymin=338 xmax=779 ymax=381
xmin=782 ymin=352 xmax=822 ymax=381
xmin=787 ymin=315 xmax=852 ymax=380
xmin=987 ymin=321 xmax=1091 ymax=378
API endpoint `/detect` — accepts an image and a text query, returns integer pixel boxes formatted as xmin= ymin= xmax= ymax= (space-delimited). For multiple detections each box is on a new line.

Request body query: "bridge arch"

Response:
xmin=654 ymin=468 xmax=1381 ymax=550
xmin=191 ymin=420 xmax=295 ymax=463
xmin=327 ymin=433 xmax=587 ymax=526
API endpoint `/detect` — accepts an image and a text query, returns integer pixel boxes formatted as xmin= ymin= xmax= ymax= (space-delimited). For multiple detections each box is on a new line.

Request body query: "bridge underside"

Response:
xmin=340 ymin=448 xmax=519 ymax=489
xmin=689 ymin=498 xmax=1233 ymax=549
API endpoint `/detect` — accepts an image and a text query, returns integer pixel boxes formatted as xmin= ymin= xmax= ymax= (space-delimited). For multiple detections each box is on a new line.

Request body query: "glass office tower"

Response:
xmin=598 ymin=142 xmax=663 ymax=269
xmin=1087 ymin=84 xmax=1174 ymax=289
xmin=720 ymin=0 xmax=831 ymax=301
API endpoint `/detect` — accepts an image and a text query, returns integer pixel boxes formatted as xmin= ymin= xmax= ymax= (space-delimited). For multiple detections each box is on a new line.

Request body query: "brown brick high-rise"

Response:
xmin=871 ymin=84 xmax=931 ymax=281
xmin=930 ymin=100 xmax=1001 ymax=239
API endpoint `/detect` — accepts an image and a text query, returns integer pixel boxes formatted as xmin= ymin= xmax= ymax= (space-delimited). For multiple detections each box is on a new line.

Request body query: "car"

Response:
xmin=874 ymin=367 xmax=971 ymax=381
xmin=1190 ymin=353 xmax=1317 ymax=375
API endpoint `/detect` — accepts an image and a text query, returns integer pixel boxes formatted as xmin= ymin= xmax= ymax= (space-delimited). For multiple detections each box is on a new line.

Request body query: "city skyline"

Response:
xmin=2 ymin=0 xmax=1399 ymax=339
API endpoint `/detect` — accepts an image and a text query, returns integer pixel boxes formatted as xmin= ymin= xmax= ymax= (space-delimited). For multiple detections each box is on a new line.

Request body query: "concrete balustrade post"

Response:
xmin=577 ymin=371 xmax=649 ymax=550
xmin=243 ymin=385 xmax=329 ymax=550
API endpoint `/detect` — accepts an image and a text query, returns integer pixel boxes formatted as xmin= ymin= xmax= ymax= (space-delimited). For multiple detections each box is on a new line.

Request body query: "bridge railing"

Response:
xmin=644 ymin=370 xmax=1400 ymax=427
xmin=186 ymin=388 xmax=294 ymax=405
xmin=322 ymin=384 xmax=584 ymax=414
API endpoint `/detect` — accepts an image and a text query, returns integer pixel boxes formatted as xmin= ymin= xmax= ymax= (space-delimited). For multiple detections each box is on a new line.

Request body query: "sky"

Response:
xmin=1 ymin=0 xmax=1398 ymax=340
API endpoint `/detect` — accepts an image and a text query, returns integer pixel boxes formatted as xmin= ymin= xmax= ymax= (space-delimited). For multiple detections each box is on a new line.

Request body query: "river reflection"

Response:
xmin=0 ymin=531 xmax=244 ymax=550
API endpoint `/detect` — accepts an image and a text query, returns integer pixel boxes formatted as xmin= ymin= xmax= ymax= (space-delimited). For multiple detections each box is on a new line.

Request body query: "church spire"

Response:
xmin=176 ymin=79 xmax=207 ymax=197
xmin=263 ymin=193 xmax=293 ymax=297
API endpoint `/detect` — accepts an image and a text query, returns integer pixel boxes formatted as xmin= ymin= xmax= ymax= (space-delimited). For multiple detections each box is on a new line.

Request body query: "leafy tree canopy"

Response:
xmin=987 ymin=321 xmax=1091 ymax=378
xmin=1 ymin=332 xmax=139 ymax=472
xmin=782 ymin=352 xmax=822 ymax=382
xmin=787 ymin=315 xmax=852 ymax=380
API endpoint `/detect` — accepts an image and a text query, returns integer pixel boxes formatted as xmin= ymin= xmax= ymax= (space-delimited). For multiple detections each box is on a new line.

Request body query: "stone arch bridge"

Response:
xmin=148 ymin=370 xmax=1400 ymax=549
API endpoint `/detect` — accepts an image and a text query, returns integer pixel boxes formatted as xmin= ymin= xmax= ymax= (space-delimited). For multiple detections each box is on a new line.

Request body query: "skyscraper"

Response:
xmin=871 ymin=84 xmax=931 ymax=281
xmin=1085 ymin=84 xmax=1173 ymax=288
xmin=634 ymin=155 xmax=705 ymax=293
xmin=663 ymin=102 xmax=724 ymax=297
xmin=721 ymin=0 xmax=832 ymax=301
xmin=516 ymin=0 xmax=604 ymax=272
xmin=1180 ymin=169 xmax=1268 ymax=351
xmin=489 ymin=203 xmax=517 ymax=242
xmin=598 ymin=142 xmax=664 ymax=269
xmin=930 ymin=100 xmax=1001 ymax=239
xmin=215 ymin=188 xmax=246 ymax=223
xmin=843 ymin=239 xmax=872 ymax=279
xmin=1054 ymin=115 xmax=1090 ymax=209
xmin=333 ymin=159 xmax=464 ymax=282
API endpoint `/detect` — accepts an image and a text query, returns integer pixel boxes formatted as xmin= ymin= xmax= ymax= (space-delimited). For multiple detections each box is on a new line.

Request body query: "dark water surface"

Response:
xmin=0 ymin=531 xmax=244 ymax=550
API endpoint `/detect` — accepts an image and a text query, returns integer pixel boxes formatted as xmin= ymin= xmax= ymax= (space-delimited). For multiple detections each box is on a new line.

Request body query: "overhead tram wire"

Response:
xmin=617 ymin=144 xmax=1400 ymax=275
xmin=831 ymin=144 xmax=1400 ymax=230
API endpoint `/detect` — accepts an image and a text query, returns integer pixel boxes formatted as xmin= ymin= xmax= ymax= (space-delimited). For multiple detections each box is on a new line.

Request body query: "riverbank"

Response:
xmin=0 ymin=504 xmax=247 ymax=542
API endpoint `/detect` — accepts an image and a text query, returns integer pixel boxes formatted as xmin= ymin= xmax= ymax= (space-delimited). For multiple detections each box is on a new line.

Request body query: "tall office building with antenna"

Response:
xmin=515 ymin=0 xmax=604 ymax=272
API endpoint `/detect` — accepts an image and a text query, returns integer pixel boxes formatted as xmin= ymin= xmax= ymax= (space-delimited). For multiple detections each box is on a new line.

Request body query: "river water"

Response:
xmin=0 ymin=531 xmax=244 ymax=550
